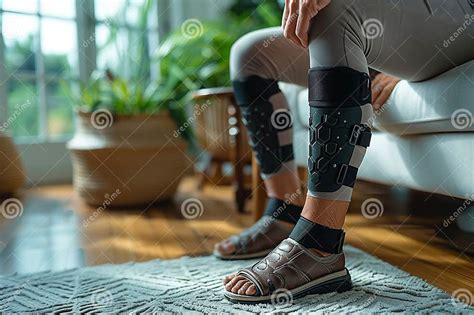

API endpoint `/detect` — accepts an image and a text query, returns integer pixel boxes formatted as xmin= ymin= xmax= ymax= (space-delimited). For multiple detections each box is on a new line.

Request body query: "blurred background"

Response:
xmin=0 ymin=0 xmax=282 ymax=183
xmin=0 ymin=0 xmax=289 ymax=274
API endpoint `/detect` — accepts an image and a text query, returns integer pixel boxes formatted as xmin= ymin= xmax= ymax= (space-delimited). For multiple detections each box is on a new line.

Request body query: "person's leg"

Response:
xmin=215 ymin=27 xmax=310 ymax=258
xmin=224 ymin=1 xmax=373 ymax=296
xmin=224 ymin=0 xmax=474 ymax=299
xmin=302 ymin=0 xmax=474 ymax=234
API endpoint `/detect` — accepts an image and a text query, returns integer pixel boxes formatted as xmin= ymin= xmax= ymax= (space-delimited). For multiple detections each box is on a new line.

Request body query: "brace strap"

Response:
xmin=263 ymin=198 xmax=303 ymax=224
xmin=308 ymin=67 xmax=371 ymax=107
xmin=233 ymin=76 xmax=281 ymax=105
xmin=349 ymin=124 xmax=372 ymax=148
xmin=289 ymin=217 xmax=345 ymax=254
xmin=336 ymin=164 xmax=358 ymax=188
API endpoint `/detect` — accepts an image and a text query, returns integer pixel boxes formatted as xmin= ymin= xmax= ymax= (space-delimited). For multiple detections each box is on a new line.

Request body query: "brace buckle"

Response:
xmin=349 ymin=125 xmax=362 ymax=145
xmin=336 ymin=164 xmax=348 ymax=185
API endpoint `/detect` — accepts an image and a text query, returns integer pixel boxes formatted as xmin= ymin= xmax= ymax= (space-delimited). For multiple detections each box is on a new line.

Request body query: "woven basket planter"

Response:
xmin=67 ymin=111 xmax=190 ymax=207
xmin=0 ymin=133 xmax=25 ymax=194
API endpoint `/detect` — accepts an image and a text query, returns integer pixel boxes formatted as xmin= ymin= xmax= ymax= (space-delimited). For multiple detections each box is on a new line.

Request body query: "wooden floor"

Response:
xmin=0 ymin=176 xmax=473 ymax=300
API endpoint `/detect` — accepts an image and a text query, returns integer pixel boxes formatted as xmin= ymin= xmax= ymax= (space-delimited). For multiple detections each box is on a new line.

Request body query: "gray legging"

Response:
xmin=230 ymin=0 xmax=474 ymax=201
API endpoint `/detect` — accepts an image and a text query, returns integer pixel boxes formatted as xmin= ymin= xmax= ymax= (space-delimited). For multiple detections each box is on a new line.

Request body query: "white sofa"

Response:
xmin=280 ymin=61 xmax=474 ymax=214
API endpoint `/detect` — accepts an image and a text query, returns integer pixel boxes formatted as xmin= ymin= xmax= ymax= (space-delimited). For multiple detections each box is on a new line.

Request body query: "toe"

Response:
xmin=224 ymin=275 xmax=244 ymax=292
xmin=231 ymin=279 xmax=247 ymax=293
xmin=238 ymin=282 xmax=252 ymax=295
xmin=215 ymin=239 xmax=236 ymax=255
xmin=223 ymin=274 xmax=235 ymax=285
xmin=246 ymin=284 xmax=257 ymax=296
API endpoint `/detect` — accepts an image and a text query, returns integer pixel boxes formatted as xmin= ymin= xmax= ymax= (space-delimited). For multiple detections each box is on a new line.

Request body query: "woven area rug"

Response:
xmin=0 ymin=245 xmax=472 ymax=314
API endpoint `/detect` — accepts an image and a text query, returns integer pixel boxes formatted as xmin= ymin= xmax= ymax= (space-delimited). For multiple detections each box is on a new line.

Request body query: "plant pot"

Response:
xmin=67 ymin=111 xmax=190 ymax=207
xmin=0 ymin=132 xmax=26 ymax=194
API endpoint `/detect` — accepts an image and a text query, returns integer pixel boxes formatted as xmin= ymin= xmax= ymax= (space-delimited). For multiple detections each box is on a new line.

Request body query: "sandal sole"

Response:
xmin=224 ymin=268 xmax=352 ymax=304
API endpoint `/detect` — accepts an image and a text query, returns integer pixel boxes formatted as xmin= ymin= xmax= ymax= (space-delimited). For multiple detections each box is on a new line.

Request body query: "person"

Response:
xmin=215 ymin=0 xmax=474 ymax=303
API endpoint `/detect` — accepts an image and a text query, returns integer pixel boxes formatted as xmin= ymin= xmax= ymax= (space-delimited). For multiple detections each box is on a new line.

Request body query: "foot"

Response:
xmin=214 ymin=216 xmax=294 ymax=260
xmin=223 ymin=238 xmax=349 ymax=302
xmin=223 ymin=243 xmax=333 ymax=296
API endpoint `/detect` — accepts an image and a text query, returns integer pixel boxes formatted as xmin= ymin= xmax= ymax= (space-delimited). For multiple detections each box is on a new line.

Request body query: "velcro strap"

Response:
xmin=349 ymin=124 xmax=372 ymax=148
xmin=289 ymin=217 xmax=345 ymax=254
xmin=336 ymin=164 xmax=358 ymax=187
xmin=308 ymin=67 xmax=371 ymax=107
xmin=278 ymin=145 xmax=294 ymax=161
xmin=263 ymin=198 xmax=303 ymax=224
xmin=232 ymin=76 xmax=281 ymax=105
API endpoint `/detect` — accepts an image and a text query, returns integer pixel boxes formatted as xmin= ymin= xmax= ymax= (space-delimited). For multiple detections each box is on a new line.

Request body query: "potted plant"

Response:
xmin=65 ymin=0 xmax=196 ymax=207
xmin=66 ymin=71 xmax=191 ymax=207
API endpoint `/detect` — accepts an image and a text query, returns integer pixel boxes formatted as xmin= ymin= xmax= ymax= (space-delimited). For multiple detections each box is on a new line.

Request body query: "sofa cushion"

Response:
xmin=286 ymin=61 xmax=474 ymax=135
xmin=292 ymin=127 xmax=474 ymax=200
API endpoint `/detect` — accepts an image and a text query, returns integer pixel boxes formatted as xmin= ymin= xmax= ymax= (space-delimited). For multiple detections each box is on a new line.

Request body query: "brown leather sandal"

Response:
xmin=214 ymin=198 xmax=303 ymax=260
xmin=224 ymin=238 xmax=351 ymax=303
xmin=213 ymin=216 xmax=293 ymax=260
xmin=224 ymin=218 xmax=351 ymax=303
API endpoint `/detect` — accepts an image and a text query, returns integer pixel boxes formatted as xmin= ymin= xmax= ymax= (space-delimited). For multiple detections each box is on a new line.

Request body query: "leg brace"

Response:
xmin=307 ymin=67 xmax=373 ymax=201
xmin=233 ymin=75 xmax=294 ymax=176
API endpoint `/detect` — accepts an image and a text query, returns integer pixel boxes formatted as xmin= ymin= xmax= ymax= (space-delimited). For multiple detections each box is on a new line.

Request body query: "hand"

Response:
xmin=371 ymin=73 xmax=401 ymax=111
xmin=282 ymin=0 xmax=332 ymax=48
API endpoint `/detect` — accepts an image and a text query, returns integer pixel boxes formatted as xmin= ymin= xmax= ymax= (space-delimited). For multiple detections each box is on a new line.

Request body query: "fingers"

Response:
xmin=373 ymin=82 xmax=397 ymax=109
xmin=283 ymin=0 xmax=302 ymax=47
xmin=371 ymin=74 xmax=383 ymax=105
xmin=283 ymin=0 xmax=332 ymax=48
xmin=371 ymin=74 xmax=401 ymax=110
xmin=282 ymin=0 xmax=290 ymax=30
xmin=295 ymin=3 xmax=311 ymax=48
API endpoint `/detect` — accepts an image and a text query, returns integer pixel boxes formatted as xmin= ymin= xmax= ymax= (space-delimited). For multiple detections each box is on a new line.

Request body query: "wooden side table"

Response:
xmin=192 ymin=87 xmax=252 ymax=212
xmin=251 ymin=154 xmax=308 ymax=221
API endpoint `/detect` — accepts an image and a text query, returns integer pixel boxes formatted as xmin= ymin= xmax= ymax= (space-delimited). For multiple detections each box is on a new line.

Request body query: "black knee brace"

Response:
xmin=308 ymin=67 xmax=373 ymax=201
xmin=233 ymin=75 xmax=294 ymax=175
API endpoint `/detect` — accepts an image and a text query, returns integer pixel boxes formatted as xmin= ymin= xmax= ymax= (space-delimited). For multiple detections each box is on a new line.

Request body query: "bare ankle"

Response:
xmin=263 ymin=170 xmax=305 ymax=207
xmin=301 ymin=196 xmax=349 ymax=229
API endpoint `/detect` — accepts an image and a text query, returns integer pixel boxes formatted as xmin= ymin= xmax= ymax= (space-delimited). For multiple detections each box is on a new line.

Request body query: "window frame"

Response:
xmin=0 ymin=0 xmax=80 ymax=143
xmin=0 ymin=0 xmax=215 ymax=184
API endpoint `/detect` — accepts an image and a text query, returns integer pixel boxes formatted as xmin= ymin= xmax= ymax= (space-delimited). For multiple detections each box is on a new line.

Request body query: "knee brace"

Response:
xmin=307 ymin=67 xmax=373 ymax=201
xmin=233 ymin=75 xmax=294 ymax=176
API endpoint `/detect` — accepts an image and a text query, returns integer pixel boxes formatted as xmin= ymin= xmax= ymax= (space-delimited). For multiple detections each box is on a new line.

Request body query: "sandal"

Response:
xmin=214 ymin=198 xmax=302 ymax=260
xmin=224 ymin=218 xmax=352 ymax=303
xmin=213 ymin=216 xmax=293 ymax=260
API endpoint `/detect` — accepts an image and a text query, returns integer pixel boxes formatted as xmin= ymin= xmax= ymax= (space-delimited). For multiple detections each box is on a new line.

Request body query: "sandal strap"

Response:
xmin=229 ymin=216 xmax=289 ymax=255
xmin=289 ymin=217 xmax=345 ymax=254
xmin=236 ymin=268 xmax=266 ymax=296
xmin=235 ymin=238 xmax=345 ymax=296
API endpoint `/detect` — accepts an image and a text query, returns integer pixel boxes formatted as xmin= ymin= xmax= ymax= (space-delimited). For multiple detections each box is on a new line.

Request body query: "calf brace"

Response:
xmin=233 ymin=76 xmax=294 ymax=176
xmin=307 ymin=67 xmax=373 ymax=201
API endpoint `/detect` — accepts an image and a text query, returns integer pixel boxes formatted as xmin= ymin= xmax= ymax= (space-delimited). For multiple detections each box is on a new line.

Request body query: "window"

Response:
xmin=94 ymin=0 xmax=159 ymax=81
xmin=0 ymin=0 xmax=159 ymax=143
xmin=0 ymin=0 xmax=77 ymax=141
xmin=0 ymin=0 xmax=191 ymax=184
